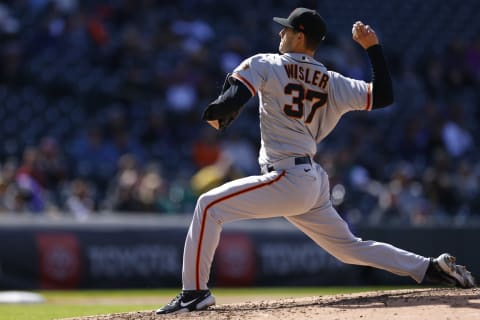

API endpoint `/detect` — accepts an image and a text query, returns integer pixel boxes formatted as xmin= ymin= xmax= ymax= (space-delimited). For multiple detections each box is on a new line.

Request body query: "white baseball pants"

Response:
xmin=182 ymin=159 xmax=430 ymax=290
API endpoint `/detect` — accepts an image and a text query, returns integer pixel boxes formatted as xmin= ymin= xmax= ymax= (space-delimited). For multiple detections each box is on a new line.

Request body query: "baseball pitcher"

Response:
xmin=157 ymin=7 xmax=475 ymax=314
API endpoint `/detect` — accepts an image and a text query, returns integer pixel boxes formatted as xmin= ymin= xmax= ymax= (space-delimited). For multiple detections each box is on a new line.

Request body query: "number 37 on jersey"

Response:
xmin=283 ymin=83 xmax=327 ymax=124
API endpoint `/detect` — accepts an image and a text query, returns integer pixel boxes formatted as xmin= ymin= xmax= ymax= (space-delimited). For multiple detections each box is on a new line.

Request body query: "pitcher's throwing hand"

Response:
xmin=352 ymin=21 xmax=379 ymax=49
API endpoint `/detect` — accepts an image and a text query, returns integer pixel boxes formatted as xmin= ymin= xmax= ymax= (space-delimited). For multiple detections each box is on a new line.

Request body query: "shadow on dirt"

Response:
xmin=212 ymin=288 xmax=480 ymax=313
xmin=324 ymin=288 xmax=480 ymax=309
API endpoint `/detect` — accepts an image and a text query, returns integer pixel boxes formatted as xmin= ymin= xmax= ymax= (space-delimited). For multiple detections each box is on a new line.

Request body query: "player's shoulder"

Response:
xmin=235 ymin=53 xmax=282 ymax=73
xmin=326 ymin=70 xmax=349 ymax=81
xmin=247 ymin=53 xmax=283 ymax=64
xmin=326 ymin=70 xmax=341 ymax=78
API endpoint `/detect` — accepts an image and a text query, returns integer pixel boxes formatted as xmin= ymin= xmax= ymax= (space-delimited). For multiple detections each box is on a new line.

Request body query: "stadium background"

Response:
xmin=0 ymin=0 xmax=480 ymax=290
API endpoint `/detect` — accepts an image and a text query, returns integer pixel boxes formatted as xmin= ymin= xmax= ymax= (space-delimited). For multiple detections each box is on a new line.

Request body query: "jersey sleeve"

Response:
xmin=231 ymin=54 xmax=269 ymax=97
xmin=327 ymin=71 xmax=372 ymax=113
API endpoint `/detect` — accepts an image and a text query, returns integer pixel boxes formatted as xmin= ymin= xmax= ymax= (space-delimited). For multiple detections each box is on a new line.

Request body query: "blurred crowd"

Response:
xmin=0 ymin=0 xmax=480 ymax=226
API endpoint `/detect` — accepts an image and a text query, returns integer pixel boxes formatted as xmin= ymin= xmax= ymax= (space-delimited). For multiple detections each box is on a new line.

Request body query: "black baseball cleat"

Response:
xmin=155 ymin=290 xmax=215 ymax=314
xmin=424 ymin=253 xmax=476 ymax=288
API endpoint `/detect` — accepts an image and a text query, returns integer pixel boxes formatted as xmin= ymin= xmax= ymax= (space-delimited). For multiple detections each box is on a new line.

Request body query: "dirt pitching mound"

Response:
xmin=67 ymin=288 xmax=480 ymax=320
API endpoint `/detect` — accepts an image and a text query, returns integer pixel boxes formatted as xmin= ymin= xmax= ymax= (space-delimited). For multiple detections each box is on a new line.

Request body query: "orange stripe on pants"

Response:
xmin=195 ymin=171 xmax=286 ymax=290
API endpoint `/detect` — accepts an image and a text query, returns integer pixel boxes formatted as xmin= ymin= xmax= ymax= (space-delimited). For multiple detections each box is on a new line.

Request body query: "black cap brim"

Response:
xmin=273 ymin=17 xmax=294 ymax=29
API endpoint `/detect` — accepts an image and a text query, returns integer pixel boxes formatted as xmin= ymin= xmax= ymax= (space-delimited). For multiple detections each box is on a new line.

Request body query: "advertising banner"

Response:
xmin=0 ymin=223 xmax=478 ymax=289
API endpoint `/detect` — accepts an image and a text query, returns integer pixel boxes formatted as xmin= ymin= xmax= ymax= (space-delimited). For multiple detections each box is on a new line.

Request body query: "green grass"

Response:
xmin=0 ymin=304 xmax=157 ymax=320
xmin=0 ymin=286 xmax=417 ymax=320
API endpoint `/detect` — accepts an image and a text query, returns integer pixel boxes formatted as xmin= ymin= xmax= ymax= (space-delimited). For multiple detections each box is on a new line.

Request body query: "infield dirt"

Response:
xmin=65 ymin=288 xmax=480 ymax=320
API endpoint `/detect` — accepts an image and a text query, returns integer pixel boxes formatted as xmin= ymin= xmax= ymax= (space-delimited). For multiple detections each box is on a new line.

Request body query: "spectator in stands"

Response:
xmin=64 ymin=178 xmax=95 ymax=219
xmin=37 ymin=136 xmax=68 ymax=203
xmin=104 ymin=153 xmax=141 ymax=212
xmin=68 ymin=125 xmax=117 ymax=194
xmin=191 ymin=127 xmax=222 ymax=169
xmin=14 ymin=147 xmax=51 ymax=213
xmin=0 ymin=159 xmax=17 ymax=213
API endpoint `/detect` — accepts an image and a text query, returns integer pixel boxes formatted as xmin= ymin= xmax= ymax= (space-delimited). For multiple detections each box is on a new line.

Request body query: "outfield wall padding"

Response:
xmin=0 ymin=218 xmax=478 ymax=289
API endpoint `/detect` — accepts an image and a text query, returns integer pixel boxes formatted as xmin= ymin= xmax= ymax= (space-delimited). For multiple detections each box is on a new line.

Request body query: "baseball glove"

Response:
xmin=202 ymin=73 xmax=240 ymax=131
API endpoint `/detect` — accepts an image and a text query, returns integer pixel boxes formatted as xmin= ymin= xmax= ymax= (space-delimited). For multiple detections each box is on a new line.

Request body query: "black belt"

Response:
xmin=267 ymin=156 xmax=312 ymax=172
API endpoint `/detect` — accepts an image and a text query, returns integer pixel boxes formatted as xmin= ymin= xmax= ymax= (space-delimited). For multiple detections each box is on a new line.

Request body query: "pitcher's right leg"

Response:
xmin=182 ymin=171 xmax=292 ymax=291
xmin=286 ymin=205 xmax=430 ymax=283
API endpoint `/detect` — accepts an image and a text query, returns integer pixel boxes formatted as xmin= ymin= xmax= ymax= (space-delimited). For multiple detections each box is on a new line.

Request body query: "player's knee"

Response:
xmin=197 ymin=193 xmax=213 ymax=210
xmin=331 ymin=238 xmax=368 ymax=264
xmin=195 ymin=193 xmax=220 ymax=220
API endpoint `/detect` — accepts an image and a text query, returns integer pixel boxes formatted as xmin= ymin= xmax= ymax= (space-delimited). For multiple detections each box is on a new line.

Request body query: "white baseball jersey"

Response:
xmin=231 ymin=52 xmax=372 ymax=167
xmin=181 ymin=51 xmax=429 ymax=292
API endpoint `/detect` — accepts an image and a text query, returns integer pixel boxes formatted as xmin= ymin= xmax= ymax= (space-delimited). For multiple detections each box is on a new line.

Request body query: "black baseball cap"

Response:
xmin=273 ymin=8 xmax=327 ymax=41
